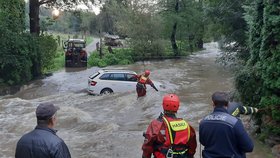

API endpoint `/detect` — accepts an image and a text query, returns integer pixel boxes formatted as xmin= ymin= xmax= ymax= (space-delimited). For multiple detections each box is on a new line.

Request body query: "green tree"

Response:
xmin=160 ymin=0 xmax=204 ymax=56
xmin=204 ymin=0 xmax=248 ymax=65
xmin=236 ymin=0 xmax=280 ymax=138
xmin=28 ymin=0 xmax=97 ymax=77
xmin=29 ymin=0 xmax=96 ymax=35
xmin=116 ymin=0 xmax=165 ymax=60
xmin=258 ymin=0 xmax=280 ymax=134
xmin=236 ymin=0 xmax=264 ymax=106
xmin=0 ymin=0 xmax=32 ymax=85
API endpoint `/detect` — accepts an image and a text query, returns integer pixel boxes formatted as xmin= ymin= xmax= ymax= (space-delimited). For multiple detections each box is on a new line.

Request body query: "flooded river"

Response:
xmin=0 ymin=43 xmax=272 ymax=158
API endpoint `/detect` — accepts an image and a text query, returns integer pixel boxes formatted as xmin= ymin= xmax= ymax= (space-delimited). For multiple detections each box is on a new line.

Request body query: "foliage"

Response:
xmin=88 ymin=48 xmax=133 ymax=67
xmin=258 ymin=0 xmax=280 ymax=125
xmin=205 ymin=0 xmax=280 ymax=139
xmin=0 ymin=0 xmax=25 ymax=32
xmin=0 ymin=0 xmax=58 ymax=85
xmin=235 ymin=0 xmax=280 ymax=138
xmin=0 ymin=0 xmax=31 ymax=85
xmin=116 ymin=2 xmax=166 ymax=59
xmin=204 ymin=0 xmax=249 ymax=64
xmin=48 ymin=51 xmax=65 ymax=72
xmin=39 ymin=35 xmax=58 ymax=72
xmin=160 ymin=0 xmax=204 ymax=54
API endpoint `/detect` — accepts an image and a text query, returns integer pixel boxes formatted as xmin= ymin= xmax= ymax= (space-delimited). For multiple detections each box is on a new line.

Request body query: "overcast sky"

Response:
xmin=24 ymin=0 xmax=100 ymax=15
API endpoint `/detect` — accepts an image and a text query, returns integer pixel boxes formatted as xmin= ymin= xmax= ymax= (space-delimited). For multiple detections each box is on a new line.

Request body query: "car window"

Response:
xmin=112 ymin=73 xmax=126 ymax=81
xmin=99 ymin=73 xmax=111 ymax=80
xmin=89 ymin=72 xmax=100 ymax=79
xmin=126 ymin=74 xmax=137 ymax=82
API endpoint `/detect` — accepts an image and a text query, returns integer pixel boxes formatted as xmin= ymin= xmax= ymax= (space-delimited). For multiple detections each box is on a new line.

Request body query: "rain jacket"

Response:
xmin=199 ymin=107 xmax=254 ymax=158
xmin=15 ymin=125 xmax=71 ymax=158
xmin=142 ymin=113 xmax=197 ymax=158
xmin=135 ymin=74 xmax=158 ymax=97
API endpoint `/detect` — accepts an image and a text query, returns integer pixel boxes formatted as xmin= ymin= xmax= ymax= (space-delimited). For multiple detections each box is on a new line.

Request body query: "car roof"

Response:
xmin=67 ymin=39 xmax=86 ymax=43
xmin=98 ymin=69 xmax=136 ymax=74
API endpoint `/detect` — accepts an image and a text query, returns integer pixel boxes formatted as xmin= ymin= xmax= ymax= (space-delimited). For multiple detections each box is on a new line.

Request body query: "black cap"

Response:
xmin=36 ymin=102 xmax=59 ymax=120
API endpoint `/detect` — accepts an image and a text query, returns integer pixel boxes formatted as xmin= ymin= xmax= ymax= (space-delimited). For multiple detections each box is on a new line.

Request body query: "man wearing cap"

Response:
xmin=199 ymin=92 xmax=254 ymax=158
xmin=15 ymin=102 xmax=71 ymax=158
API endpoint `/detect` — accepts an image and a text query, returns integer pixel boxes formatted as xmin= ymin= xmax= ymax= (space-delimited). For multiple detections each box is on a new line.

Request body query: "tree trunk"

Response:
xmin=197 ymin=38 xmax=203 ymax=49
xmin=170 ymin=22 xmax=179 ymax=56
xmin=170 ymin=0 xmax=179 ymax=57
xmin=29 ymin=0 xmax=41 ymax=77
xmin=29 ymin=0 xmax=40 ymax=35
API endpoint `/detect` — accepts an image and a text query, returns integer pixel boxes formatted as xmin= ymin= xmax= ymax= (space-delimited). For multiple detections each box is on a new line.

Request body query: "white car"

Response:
xmin=87 ymin=69 xmax=161 ymax=95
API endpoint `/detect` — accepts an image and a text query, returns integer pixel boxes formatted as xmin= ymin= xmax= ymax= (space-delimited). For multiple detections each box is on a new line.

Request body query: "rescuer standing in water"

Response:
xmin=135 ymin=70 xmax=158 ymax=98
xmin=142 ymin=94 xmax=197 ymax=158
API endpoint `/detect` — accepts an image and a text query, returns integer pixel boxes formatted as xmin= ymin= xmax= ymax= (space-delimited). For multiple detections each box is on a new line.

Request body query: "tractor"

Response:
xmin=64 ymin=39 xmax=87 ymax=67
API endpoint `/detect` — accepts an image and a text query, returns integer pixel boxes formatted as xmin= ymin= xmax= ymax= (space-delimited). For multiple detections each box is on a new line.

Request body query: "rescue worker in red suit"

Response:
xmin=135 ymin=70 xmax=158 ymax=98
xmin=142 ymin=94 xmax=197 ymax=158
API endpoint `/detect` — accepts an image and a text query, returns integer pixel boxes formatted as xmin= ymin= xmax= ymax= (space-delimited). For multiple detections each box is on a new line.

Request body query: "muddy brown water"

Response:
xmin=0 ymin=43 xmax=272 ymax=158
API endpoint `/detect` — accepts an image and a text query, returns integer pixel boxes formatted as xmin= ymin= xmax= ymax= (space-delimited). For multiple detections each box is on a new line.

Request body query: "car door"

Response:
xmin=109 ymin=73 xmax=128 ymax=92
xmin=123 ymin=73 xmax=137 ymax=92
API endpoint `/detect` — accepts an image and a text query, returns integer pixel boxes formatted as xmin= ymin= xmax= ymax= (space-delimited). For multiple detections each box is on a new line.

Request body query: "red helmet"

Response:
xmin=162 ymin=94 xmax=180 ymax=112
xmin=144 ymin=70 xmax=150 ymax=76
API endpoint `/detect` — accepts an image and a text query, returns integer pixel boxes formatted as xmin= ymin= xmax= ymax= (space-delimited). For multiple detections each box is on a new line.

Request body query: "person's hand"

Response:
xmin=254 ymin=108 xmax=258 ymax=113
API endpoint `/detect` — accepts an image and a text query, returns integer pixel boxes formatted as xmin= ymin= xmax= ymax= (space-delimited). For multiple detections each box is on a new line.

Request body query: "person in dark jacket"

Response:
xmin=199 ymin=92 xmax=254 ymax=158
xmin=142 ymin=94 xmax=197 ymax=158
xmin=15 ymin=102 xmax=71 ymax=158
xmin=228 ymin=102 xmax=258 ymax=117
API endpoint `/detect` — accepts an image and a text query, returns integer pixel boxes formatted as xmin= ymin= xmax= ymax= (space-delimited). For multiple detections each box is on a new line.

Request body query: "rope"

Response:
xmin=200 ymin=143 xmax=202 ymax=158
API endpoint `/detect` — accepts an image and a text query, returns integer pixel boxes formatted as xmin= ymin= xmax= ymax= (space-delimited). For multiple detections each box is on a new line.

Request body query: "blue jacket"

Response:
xmin=199 ymin=107 xmax=254 ymax=158
xmin=15 ymin=125 xmax=71 ymax=158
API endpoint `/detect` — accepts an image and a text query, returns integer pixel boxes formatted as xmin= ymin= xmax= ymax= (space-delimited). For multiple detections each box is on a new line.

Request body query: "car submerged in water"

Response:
xmin=64 ymin=39 xmax=87 ymax=67
xmin=87 ymin=69 xmax=162 ymax=95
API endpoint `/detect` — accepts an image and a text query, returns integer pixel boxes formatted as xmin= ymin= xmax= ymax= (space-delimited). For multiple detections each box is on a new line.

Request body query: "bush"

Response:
xmin=39 ymin=35 xmax=58 ymax=72
xmin=88 ymin=48 xmax=134 ymax=67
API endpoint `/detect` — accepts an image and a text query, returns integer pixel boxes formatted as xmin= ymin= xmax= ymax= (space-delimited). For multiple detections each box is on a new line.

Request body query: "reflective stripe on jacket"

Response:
xmin=228 ymin=102 xmax=258 ymax=117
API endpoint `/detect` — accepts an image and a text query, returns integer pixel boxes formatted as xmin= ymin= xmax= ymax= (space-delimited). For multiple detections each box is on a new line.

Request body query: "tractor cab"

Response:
xmin=64 ymin=39 xmax=87 ymax=67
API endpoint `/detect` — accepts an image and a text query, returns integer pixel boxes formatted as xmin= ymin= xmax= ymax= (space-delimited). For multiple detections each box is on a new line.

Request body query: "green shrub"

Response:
xmin=97 ymin=60 xmax=107 ymax=67
xmin=88 ymin=48 xmax=134 ymax=67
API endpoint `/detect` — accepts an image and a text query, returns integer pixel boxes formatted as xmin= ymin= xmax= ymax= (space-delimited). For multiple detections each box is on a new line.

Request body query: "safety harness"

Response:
xmin=162 ymin=116 xmax=190 ymax=158
xmin=139 ymin=75 xmax=148 ymax=84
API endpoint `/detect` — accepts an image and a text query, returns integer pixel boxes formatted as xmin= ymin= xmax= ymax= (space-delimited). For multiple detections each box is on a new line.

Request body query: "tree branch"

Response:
xmin=39 ymin=0 xmax=55 ymax=5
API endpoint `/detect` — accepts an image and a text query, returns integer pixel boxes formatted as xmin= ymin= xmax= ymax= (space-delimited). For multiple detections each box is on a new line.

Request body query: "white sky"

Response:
xmin=24 ymin=0 xmax=100 ymax=15
xmin=77 ymin=4 xmax=100 ymax=15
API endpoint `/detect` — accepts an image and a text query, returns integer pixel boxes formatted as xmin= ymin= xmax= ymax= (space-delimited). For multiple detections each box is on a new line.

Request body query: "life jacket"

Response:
xmin=139 ymin=75 xmax=149 ymax=84
xmin=155 ymin=116 xmax=191 ymax=158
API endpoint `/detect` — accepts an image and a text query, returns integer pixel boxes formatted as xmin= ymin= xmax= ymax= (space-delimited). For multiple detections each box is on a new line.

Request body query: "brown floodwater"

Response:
xmin=0 ymin=42 xmax=272 ymax=158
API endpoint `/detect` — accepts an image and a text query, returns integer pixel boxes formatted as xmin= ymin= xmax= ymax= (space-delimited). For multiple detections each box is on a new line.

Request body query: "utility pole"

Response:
xmin=99 ymin=30 xmax=103 ymax=59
